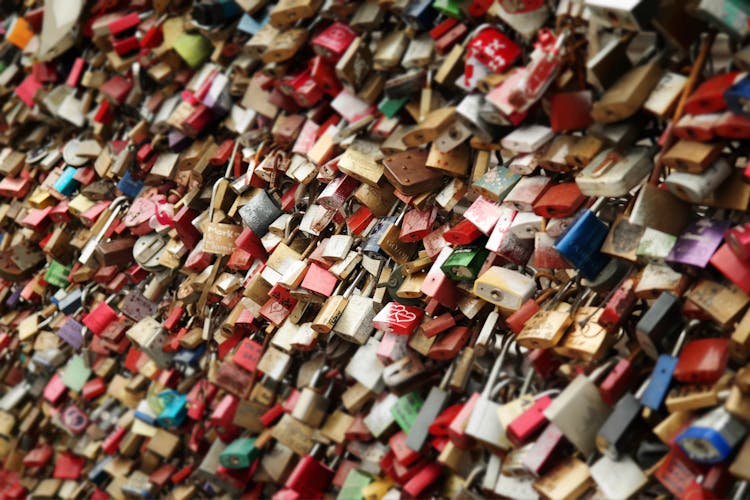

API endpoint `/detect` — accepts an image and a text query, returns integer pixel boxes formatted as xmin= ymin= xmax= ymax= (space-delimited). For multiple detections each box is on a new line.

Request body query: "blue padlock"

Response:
xmin=363 ymin=216 xmax=397 ymax=260
xmin=173 ymin=344 xmax=206 ymax=366
xmin=640 ymin=321 xmax=696 ymax=411
xmin=56 ymin=287 xmax=84 ymax=315
xmin=675 ymin=406 xmax=747 ymax=464
xmin=134 ymin=399 xmax=158 ymax=425
xmin=88 ymin=456 xmax=113 ymax=484
xmin=237 ymin=10 xmax=268 ymax=35
xmin=403 ymin=0 xmax=439 ymax=30
xmin=724 ymin=74 xmax=750 ymax=117
xmin=53 ymin=166 xmax=80 ymax=197
xmin=156 ymin=391 xmax=187 ymax=429
xmin=554 ymin=207 xmax=610 ymax=280
xmin=117 ymin=170 xmax=145 ymax=198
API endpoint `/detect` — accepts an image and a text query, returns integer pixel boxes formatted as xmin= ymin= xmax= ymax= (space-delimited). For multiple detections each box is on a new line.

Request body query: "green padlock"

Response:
xmin=432 ymin=0 xmax=465 ymax=18
xmin=337 ymin=468 xmax=372 ymax=500
xmin=390 ymin=392 xmax=424 ymax=433
xmin=378 ymin=96 xmax=409 ymax=119
xmin=173 ymin=33 xmax=213 ymax=69
xmin=44 ymin=260 xmax=72 ymax=288
xmin=441 ymin=246 xmax=489 ymax=281
xmin=219 ymin=437 xmax=260 ymax=469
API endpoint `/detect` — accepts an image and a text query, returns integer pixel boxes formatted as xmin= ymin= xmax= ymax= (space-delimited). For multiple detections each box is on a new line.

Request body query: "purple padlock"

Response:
xmin=57 ymin=317 xmax=84 ymax=350
xmin=665 ymin=218 xmax=731 ymax=272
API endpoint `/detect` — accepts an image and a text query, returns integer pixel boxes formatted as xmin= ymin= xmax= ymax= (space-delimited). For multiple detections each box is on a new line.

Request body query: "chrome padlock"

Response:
xmin=543 ymin=360 xmax=615 ymax=456
xmin=333 ymin=268 xmax=382 ymax=345
xmin=239 ymin=189 xmax=283 ymax=238
xmin=291 ymin=365 xmax=335 ymax=428
xmin=676 ymin=406 xmax=747 ymax=464
xmin=464 ymin=336 xmax=514 ymax=452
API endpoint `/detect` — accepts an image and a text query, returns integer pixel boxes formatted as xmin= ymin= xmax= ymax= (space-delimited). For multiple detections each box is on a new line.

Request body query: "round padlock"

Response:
xmin=133 ymin=234 xmax=169 ymax=271
xmin=62 ymin=139 xmax=88 ymax=166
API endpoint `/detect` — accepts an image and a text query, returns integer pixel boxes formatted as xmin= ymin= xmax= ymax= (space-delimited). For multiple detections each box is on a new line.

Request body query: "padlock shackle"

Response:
xmin=519 ymin=368 xmax=534 ymax=397
xmin=439 ymin=360 xmax=457 ymax=390
xmin=343 ymin=269 xmax=367 ymax=298
xmin=545 ymin=279 xmax=574 ymax=310
xmin=671 ymin=319 xmax=700 ymax=357
xmin=483 ymin=336 xmax=512 ymax=398
xmin=587 ymin=357 xmax=617 ymax=383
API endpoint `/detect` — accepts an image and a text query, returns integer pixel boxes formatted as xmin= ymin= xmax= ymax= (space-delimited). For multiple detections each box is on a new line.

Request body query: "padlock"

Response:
xmin=543 ymin=361 xmax=615 ymax=456
xmin=640 ymin=320 xmax=698 ymax=411
xmin=666 ymin=218 xmax=731 ymax=272
xmin=516 ymin=281 xmax=575 ymax=350
xmin=464 ymin=337 xmax=514 ymax=451
xmin=532 ymin=182 xmax=585 ymax=219
xmin=473 ymin=266 xmax=535 ymax=312
xmin=333 ymin=271 xmax=382 ymax=344
xmin=596 ymin=390 xmax=650 ymax=460
xmin=283 ymin=444 xmax=335 ymax=497
xmin=441 ymin=246 xmax=488 ymax=282
xmin=589 ymin=454 xmax=648 ymax=499
xmin=576 ymin=147 xmax=653 ymax=197
xmin=676 ymin=406 xmax=747 ymax=464
xmin=553 ymin=200 xmax=611 ymax=280
xmin=665 ymin=158 xmax=732 ymax=204
xmin=291 ymin=365 xmax=335 ymax=427
xmin=591 ymin=58 xmax=663 ymax=123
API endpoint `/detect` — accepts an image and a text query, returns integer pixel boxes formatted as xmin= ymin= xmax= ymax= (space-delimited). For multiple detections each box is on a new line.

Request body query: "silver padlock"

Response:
xmin=333 ymin=266 xmax=383 ymax=345
xmin=239 ymin=189 xmax=283 ymax=238
xmin=665 ymin=157 xmax=732 ymax=203
xmin=543 ymin=359 xmax=616 ymax=456
xmin=464 ymin=336 xmax=514 ymax=451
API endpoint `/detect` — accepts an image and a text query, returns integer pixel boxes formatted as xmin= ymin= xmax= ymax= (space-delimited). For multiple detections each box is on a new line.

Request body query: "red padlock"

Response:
xmin=23 ymin=444 xmax=53 ymax=468
xmin=82 ymin=377 xmax=107 ymax=400
xmin=309 ymin=56 xmax=343 ymax=97
xmin=598 ymin=277 xmax=637 ymax=332
xmin=506 ymin=298 xmax=541 ymax=334
xmin=400 ymin=206 xmax=437 ymax=242
xmin=521 ymin=422 xmax=571 ymax=477
xmin=372 ymin=301 xmax=425 ymax=335
xmin=713 ymin=111 xmax=750 ymax=139
xmin=53 ymin=453 xmax=84 ymax=480
xmin=533 ymin=182 xmax=586 ymax=218
xmin=187 ymin=380 xmax=217 ymax=420
xmin=390 ymin=431 xmax=421 ymax=466
xmin=311 ymin=22 xmax=357 ymax=62
xmin=403 ymin=462 xmax=441 ymax=498
xmin=506 ymin=395 xmax=553 ymax=447
xmin=443 ymin=219 xmax=483 ymax=245
xmin=346 ymin=206 xmax=374 ymax=236
xmin=684 ymin=72 xmax=742 ymax=116
xmin=173 ymin=205 xmax=202 ymax=250
xmin=427 ymin=325 xmax=470 ymax=360
xmin=419 ymin=313 xmax=456 ymax=338
xmin=83 ymin=301 xmax=118 ymax=336
xmin=528 ymin=348 xmax=562 ymax=380
xmin=466 ymin=26 xmax=521 ymax=74
xmin=430 ymin=18 xmax=458 ymax=40
xmin=284 ymin=445 xmax=334 ymax=499
xmin=727 ymin=222 xmax=750 ymax=261
xmin=102 ymin=426 xmax=127 ymax=455
xmin=711 ymin=243 xmax=750 ymax=295
xmin=233 ymin=337 xmax=264 ymax=373
xmin=599 ymin=354 xmax=640 ymax=406
xmin=673 ymin=338 xmax=729 ymax=384
xmin=448 ymin=392 xmax=480 ymax=448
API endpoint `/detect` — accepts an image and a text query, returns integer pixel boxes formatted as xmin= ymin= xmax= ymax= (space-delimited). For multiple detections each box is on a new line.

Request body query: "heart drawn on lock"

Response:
xmin=387 ymin=303 xmax=418 ymax=325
